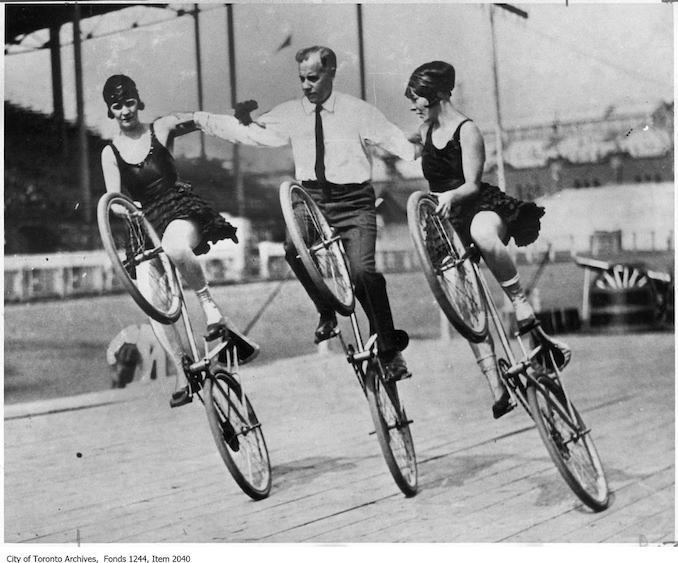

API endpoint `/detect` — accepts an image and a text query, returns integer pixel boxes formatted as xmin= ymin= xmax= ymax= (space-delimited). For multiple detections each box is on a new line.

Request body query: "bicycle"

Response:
xmin=97 ymin=191 xmax=272 ymax=500
xmin=407 ymin=191 xmax=610 ymax=511
xmin=279 ymin=181 xmax=418 ymax=497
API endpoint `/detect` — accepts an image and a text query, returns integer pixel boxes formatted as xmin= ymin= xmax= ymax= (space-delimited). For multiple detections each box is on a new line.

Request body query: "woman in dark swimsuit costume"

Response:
xmin=100 ymin=75 xmax=257 ymax=407
xmin=405 ymin=61 xmax=569 ymax=419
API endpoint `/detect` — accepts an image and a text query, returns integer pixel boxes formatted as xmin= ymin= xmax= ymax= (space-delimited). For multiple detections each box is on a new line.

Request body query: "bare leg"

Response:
xmin=470 ymin=211 xmax=534 ymax=326
xmin=149 ymin=317 xmax=189 ymax=390
xmin=468 ymin=335 xmax=504 ymax=402
xmin=137 ymin=260 xmax=189 ymax=391
xmin=162 ymin=219 xmax=224 ymax=328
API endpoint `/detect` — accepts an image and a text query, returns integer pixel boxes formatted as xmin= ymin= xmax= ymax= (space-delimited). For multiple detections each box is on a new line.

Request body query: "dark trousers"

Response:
xmin=284 ymin=181 xmax=406 ymax=356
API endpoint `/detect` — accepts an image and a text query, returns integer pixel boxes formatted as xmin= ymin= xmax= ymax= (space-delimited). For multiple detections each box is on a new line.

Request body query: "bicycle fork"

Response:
xmin=336 ymin=312 xmax=378 ymax=395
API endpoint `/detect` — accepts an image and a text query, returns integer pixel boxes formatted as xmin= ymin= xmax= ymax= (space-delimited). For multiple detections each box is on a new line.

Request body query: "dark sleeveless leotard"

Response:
xmin=109 ymin=124 xmax=237 ymax=255
xmin=422 ymin=119 xmax=544 ymax=247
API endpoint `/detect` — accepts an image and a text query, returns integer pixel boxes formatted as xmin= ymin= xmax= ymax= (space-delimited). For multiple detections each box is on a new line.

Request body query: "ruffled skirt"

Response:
xmin=142 ymin=180 xmax=237 ymax=255
xmin=444 ymin=182 xmax=545 ymax=247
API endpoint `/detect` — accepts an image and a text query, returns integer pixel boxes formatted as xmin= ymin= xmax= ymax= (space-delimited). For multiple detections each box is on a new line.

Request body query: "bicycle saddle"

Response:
xmin=210 ymin=322 xmax=260 ymax=365
xmin=529 ymin=324 xmax=572 ymax=372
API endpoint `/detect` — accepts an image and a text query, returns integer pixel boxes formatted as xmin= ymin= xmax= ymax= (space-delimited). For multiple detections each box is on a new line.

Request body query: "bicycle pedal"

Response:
xmin=205 ymin=324 xmax=227 ymax=341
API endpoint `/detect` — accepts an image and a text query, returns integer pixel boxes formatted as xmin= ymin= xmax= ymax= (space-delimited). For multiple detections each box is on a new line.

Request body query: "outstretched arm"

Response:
xmin=153 ymin=112 xmax=199 ymax=148
xmin=193 ymin=104 xmax=290 ymax=148
xmin=363 ymin=103 xmax=418 ymax=162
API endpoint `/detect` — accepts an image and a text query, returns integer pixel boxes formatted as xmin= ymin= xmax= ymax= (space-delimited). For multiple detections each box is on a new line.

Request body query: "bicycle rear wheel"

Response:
xmin=365 ymin=364 xmax=418 ymax=497
xmin=407 ymin=191 xmax=487 ymax=342
xmin=203 ymin=369 xmax=272 ymax=500
xmin=97 ymin=192 xmax=182 ymax=324
xmin=527 ymin=376 xmax=609 ymax=511
xmin=279 ymin=181 xmax=354 ymax=316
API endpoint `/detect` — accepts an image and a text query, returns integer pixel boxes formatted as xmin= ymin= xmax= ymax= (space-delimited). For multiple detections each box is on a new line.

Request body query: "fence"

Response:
xmin=4 ymin=229 xmax=673 ymax=303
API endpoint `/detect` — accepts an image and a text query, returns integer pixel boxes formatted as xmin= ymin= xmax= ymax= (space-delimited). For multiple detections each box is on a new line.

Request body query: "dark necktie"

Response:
xmin=314 ymin=104 xmax=326 ymax=184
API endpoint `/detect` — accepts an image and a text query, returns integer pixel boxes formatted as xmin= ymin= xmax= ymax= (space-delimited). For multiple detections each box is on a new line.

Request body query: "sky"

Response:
xmin=3 ymin=1 xmax=674 ymax=165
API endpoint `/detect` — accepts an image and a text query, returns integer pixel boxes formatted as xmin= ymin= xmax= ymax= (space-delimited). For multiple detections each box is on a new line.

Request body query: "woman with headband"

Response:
xmin=100 ymin=74 xmax=258 ymax=408
xmin=405 ymin=61 xmax=569 ymax=419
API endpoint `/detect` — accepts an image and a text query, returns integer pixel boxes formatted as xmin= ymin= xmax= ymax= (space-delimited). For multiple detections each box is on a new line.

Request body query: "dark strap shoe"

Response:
xmin=382 ymin=351 xmax=412 ymax=382
xmin=170 ymin=386 xmax=192 ymax=408
xmin=314 ymin=313 xmax=338 ymax=344
xmin=492 ymin=389 xmax=516 ymax=419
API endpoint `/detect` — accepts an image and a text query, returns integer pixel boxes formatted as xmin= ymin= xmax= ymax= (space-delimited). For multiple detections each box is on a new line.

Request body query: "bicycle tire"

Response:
xmin=527 ymin=376 xmax=609 ymax=511
xmin=97 ymin=192 xmax=182 ymax=324
xmin=279 ymin=181 xmax=355 ymax=316
xmin=365 ymin=364 xmax=418 ymax=497
xmin=407 ymin=191 xmax=488 ymax=342
xmin=203 ymin=369 xmax=272 ymax=500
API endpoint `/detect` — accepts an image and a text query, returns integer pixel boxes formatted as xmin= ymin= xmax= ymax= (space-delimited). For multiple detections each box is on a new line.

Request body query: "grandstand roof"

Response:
xmin=4 ymin=3 xmax=163 ymax=44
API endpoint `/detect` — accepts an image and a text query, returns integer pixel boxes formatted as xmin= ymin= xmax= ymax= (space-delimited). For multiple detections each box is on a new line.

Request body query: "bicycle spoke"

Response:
xmin=424 ymin=209 xmax=485 ymax=331
xmin=528 ymin=379 xmax=609 ymax=510
xmin=210 ymin=376 xmax=270 ymax=492
xmin=542 ymin=402 xmax=605 ymax=500
xmin=374 ymin=377 xmax=416 ymax=484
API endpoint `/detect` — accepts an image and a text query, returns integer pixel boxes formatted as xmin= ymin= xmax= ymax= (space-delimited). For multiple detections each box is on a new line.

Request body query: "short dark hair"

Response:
xmin=295 ymin=45 xmax=337 ymax=73
xmin=102 ymin=74 xmax=145 ymax=118
xmin=405 ymin=61 xmax=456 ymax=103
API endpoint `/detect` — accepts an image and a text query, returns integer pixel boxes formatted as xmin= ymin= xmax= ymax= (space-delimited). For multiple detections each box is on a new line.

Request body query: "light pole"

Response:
xmin=73 ymin=4 xmax=91 ymax=223
xmin=226 ymin=4 xmax=245 ymax=217
xmin=356 ymin=4 xmax=366 ymax=101
xmin=192 ymin=4 xmax=205 ymax=159
xmin=488 ymin=3 xmax=528 ymax=193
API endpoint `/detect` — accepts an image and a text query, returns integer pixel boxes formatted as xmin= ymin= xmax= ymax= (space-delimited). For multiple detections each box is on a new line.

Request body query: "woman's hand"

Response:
xmin=435 ymin=190 xmax=457 ymax=217
xmin=111 ymin=203 xmax=129 ymax=217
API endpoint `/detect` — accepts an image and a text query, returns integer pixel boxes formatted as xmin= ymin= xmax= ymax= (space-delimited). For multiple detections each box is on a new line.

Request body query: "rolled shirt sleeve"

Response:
xmin=362 ymin=104 xmax=417 ymax=162
xmin=193 ymin=109 xmax=290 ymax=148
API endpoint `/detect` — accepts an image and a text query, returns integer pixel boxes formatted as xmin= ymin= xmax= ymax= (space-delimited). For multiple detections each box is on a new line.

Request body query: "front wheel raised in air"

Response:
xmin=365 ymin=365 xmax=418 ymax=497
xmin=407 ymin=191 xmax=487 ymax=342
xmin=203 ymin=369 xmax=272 ymax=500
xmin=527 ymin=376 xmax=609 ymax=511
xmin=97 ymin=192 xmax=182 ymax=324
xmin=279 ymin=181 xmax=355 ymax=316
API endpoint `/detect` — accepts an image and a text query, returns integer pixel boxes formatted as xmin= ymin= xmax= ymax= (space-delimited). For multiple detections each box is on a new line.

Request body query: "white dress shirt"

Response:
xmin=194 ymin=91 xmax=416 ymax=185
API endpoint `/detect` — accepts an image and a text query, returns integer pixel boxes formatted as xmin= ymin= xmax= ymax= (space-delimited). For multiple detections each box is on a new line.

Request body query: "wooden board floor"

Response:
xmin=4 ymin=332 xmax=674 ymax=544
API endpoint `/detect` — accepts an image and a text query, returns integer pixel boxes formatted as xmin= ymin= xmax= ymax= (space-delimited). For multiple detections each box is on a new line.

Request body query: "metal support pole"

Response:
xmin=582 ymin=268 xmax=591 ymax=325
xmin=193 ymin=4 xmax=205 ymax=159
xmin=488 ymin=5 xmax=506 ymax=192
xmin=73 ymin=5 xmax=91 ymax=224
xmin=356 ymin=4 xmax=366 ymax=101
xmin=227 ymin=4 xmax=245 ymax=216
xmin=49 ymin=25 xmax=67 ymax=156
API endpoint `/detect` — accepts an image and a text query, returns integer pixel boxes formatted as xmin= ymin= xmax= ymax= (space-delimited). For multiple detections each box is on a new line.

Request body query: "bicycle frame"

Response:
xmin=163 ymin=277 xmax=261 ymax=433
xmin=459 ymin=251 xmax=585 ymax=435
xmin=343 ymin=318 xmax=380 ymax=389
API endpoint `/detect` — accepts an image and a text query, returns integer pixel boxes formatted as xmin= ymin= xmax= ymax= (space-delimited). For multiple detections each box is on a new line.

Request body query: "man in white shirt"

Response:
xmin=193 ymin=45 xmax=417 ymax=381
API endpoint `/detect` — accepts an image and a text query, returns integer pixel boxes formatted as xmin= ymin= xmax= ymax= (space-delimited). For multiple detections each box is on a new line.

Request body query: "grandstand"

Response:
xmin=4 ymin=97 xmax=673 ymax=259
xmin=4 ymin=102 xmax=108 ymax=253
xmin=3 ymin=102 xmax=284 ymax=255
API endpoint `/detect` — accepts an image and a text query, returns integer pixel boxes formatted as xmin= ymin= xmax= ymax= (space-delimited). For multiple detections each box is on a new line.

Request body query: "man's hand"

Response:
xmin=435 ymin=191 xmax=457 ymax=217
xmin=407 ymin=131 xmax=422 ymax=145
xmin=234 ymin=100 xmax=259 ymax=125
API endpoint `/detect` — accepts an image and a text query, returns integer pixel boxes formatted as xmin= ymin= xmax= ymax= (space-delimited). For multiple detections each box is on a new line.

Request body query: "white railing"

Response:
xmin=4 ymin=228 xmax=673 ymax=303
